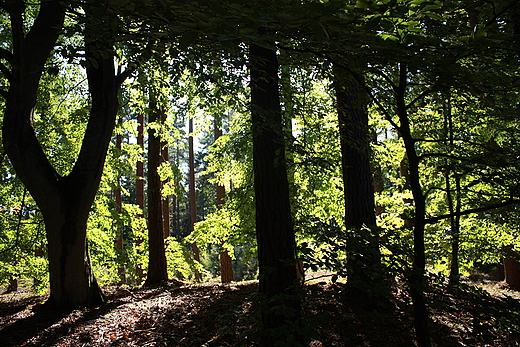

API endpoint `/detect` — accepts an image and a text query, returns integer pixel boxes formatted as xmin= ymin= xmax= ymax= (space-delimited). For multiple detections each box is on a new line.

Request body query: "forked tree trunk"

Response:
xmin=3 ymin=1 xmax=123 ymax=308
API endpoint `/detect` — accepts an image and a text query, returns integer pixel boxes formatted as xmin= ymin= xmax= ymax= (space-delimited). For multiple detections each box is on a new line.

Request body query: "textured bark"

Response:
xmin=249 ymin=41 xmax=300 ymax=345
xmin=2 ymin=1 xmax=122 ymax=308
xmin=145 ymin=104 xmax=168 ymax=285
xmin=334 ymin=65 xmax=380 ymax=299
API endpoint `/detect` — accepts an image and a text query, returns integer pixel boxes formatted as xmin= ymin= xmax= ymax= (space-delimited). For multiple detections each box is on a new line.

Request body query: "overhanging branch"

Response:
xmin=425 ymin=200 xmax=520 ymax=224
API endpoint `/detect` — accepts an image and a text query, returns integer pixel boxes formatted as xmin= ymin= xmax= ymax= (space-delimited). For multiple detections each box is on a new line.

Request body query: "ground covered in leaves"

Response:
xmin=0 ymin=277 xmax=519 ymax=346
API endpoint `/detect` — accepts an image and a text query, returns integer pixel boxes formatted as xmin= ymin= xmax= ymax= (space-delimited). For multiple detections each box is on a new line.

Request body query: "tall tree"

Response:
xmin=2 ymin=1 xmax=127 ymax=307
xmin=333 ymin=64 xmax=381 ymax=300
xmin=189 ymin=116 xmax=202 ymax=279
xmin=145 ymin=101 xmax=168 ymax=285
xmin=249 ymin=38 xmax=300 ymax=345
xmin=214 ymin=117 xmax=235 ymax=283
xmin=135 ymin=112 xmax=145 ymax=281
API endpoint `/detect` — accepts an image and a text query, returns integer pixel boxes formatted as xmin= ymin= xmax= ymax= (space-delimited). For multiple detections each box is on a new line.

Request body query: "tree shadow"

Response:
xmin=0 ymin=286 xmax=159 ymax=347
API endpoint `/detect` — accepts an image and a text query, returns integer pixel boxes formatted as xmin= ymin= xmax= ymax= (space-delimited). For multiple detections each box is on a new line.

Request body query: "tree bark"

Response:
xmin=189 ymin=117 xmax=202 ymax=279
xmin=2 ymin=1 xmax=122 ymax=308
xmin=215 ymin=119 xmax=235 ymax=283
xmin=145 ymin=103 xmax=168 ymax=285
xmin=115 ymin=117 xmax=125 ymax=282
xmin=249 ymin=40 xmax=300 ymax=345
xmin=135 ymin=113 xmax=145 ymax=281
xmin=503 ymin=246 xmax=520 ymax=289
xmin=396 ymin=63 xmax=431 ymax=347
xmin=333 ymin=64 xmax=381 ymax=300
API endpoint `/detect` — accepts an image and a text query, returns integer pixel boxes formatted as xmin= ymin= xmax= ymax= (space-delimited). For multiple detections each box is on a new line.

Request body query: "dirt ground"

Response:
xmin=0 ymin=276 xmax=519 ymax=347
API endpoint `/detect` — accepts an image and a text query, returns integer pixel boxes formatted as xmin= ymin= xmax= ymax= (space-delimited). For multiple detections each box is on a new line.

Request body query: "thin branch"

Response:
xmin=406 ymin=87 xmax=432 ymax=111
xmin=425 ymin=200 xmax=519 ymax=224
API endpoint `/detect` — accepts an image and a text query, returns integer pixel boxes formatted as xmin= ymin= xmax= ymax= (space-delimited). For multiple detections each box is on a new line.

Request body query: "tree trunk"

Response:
xmin=396 ymin=63 xmax=431 ymax=347
xmin=189 ymin=117 xmax=202 ymax=279
xmin=2 ymin=1 xmax=122 ymax=308
xmin=161 ymin=120 xmax=170 ymax=239
xmin=333 ymin=64 xmax=381 ymax=300
xmin=135 ymin=113 xmax=145 ymax=281
xmin=145 ymin=103 xmax=168 ymax=285
xmin=503 ymin=246 xmax=520 ymax=289
xmin=115 ymin=117 xmax=125 ymax=282
xmin=249 ymin=40 xmax=300 ymax=346
xmin=215 ymin=119 xmax=235 ymax=283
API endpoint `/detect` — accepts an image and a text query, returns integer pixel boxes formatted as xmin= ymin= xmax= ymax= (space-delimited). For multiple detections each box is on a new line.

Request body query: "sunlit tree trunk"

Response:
xmin=145 ymin=102 xmax=168 ymax=285
xmin=214 ymin=118 xmax=235 ymax=283
xmin=136 ymin=113 xmax=145 ymax=281
xmin=189 ymin=117 xmax=202 ymax=279
xmin=115 ymin=116 xmax=125 ymax=282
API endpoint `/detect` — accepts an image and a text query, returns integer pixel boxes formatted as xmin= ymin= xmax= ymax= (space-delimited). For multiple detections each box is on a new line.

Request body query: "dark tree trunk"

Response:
xmin=2 ymin=1 xmax=122 ymax=308
xmin=333 ymin=65 xmax=381 ymax=300
xmin=249 ymin=41 xmax=300 ymax=346
xmin=145 ymin=103 xmax=168 ymax=285
xmin=396 ymin=64 xmax=431 ymax=347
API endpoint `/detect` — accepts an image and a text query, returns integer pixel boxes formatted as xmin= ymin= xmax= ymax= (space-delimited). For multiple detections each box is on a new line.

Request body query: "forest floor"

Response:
xmin=0 ymin=273 xmax=519 ymax=347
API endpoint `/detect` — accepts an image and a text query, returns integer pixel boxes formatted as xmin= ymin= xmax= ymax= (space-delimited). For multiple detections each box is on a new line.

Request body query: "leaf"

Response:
xmin=178 ymin=31 xmax=199 ymax=50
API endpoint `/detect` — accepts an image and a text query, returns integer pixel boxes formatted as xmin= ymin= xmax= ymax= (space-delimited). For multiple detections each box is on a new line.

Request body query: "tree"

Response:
xmin=2 ymin=0 xmax=128 ymax=307
xmin=214 ymin=117 xmax=235 ymax=283
xmin=249 ymin=37 xmax=300 ymax=345
xmin=145 ymin=100 xmax=168 ymax=285
xmin=333 ymin=64 xmax=381 ymax=301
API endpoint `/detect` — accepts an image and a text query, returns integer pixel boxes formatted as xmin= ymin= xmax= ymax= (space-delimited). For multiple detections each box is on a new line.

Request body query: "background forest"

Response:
xmin=1 ymin=0 xmax=520 ymax=346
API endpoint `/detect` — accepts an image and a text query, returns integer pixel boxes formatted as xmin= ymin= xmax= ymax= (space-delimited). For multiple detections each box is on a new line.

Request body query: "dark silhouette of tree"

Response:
xmin=249 ymin=38 xmax=301 ymax=345
xmin=333 ymin=64 xmax=381 ymax=301
xmin=2 ymin=1 xmax=128 ymax=307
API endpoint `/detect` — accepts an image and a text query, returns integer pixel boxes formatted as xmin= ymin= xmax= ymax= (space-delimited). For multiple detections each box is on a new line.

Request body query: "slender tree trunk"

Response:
xmin=333 ymin=64 xmax=380 ymax=300
xmin=145 ymin=103 xmax=168 ymax=285
xmin=189 ymin=117 xmax=202 ymax=279
xmin=136 ymin=113 xmax=145 ymax=281
xmin=448 ymin=174 xmax=462 ymax=286
xmin=161 ymin=121 xmax=170 ymax=239
xmin=249 ymin=40 xmax=300 ymax=346
xmin=214 ymin=119 xmax=235 ymax=283
xmin=396 ymin=63 xmax=431 ymax=347
xmin=115 ymin=117 xmax=125 ymax=282
xmin=3 ymin=1 xmax=123 ymax=308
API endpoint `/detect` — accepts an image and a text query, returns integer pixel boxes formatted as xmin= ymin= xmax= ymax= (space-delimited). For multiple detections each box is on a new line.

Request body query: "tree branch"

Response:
xmin=425 ymin=200 xmax=520 ymax=224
